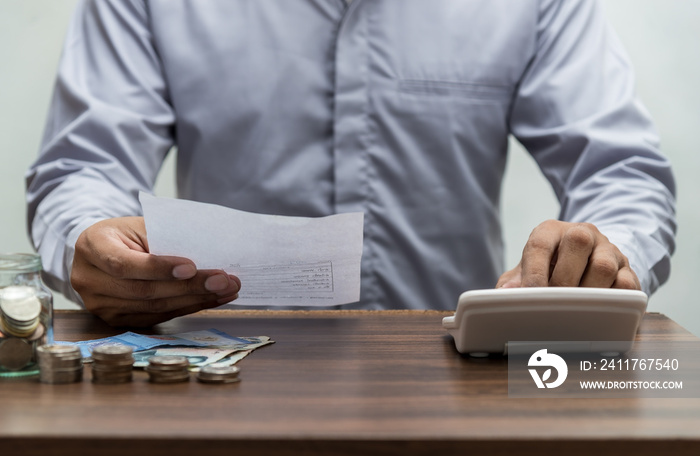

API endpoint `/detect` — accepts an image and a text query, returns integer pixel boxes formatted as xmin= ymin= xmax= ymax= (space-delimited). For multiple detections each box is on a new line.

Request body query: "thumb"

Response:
xmin=496 ymin=264 xmax=522 ymax=288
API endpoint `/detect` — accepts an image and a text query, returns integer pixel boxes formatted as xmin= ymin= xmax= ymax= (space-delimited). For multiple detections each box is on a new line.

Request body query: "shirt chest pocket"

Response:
xmin=366 ymin=0 xmax=535 ymax=103
xmin=397 ymin=79 xmax=513 ymax=104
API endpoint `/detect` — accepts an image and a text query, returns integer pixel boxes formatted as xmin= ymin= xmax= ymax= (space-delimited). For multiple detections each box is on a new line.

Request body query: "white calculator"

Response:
xmin=442 ymin=287 xmax=648 ymax=356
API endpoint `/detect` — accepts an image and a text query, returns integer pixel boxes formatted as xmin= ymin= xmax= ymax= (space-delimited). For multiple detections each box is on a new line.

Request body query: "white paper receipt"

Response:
xmin=140 ymin=193 xmax=364 ymax=307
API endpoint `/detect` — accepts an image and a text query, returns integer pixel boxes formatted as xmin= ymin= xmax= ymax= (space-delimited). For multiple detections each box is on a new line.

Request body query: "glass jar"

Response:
xmin=0 ymin=253 xmax=53 ymax=378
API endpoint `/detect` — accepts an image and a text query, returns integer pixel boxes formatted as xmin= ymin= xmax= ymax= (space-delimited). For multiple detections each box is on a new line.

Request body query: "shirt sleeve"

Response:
xmin=25 ymin=0 xmax=174 ymax=303
xmin=508 ymin=0 xmax=677 ymax=295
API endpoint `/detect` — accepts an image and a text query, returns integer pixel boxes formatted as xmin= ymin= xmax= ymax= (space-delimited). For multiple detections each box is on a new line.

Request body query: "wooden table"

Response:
xmin=1 ymin=310 xmax=699 ymax=456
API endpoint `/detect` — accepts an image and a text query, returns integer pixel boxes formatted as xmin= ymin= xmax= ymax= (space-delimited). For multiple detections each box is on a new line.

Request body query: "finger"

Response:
xmin=78 ymin=220 xmax=198 ymax=281
xmin=549 ymin=225 xmax=596 ymax=287
xmin=76 ymin=262 xmax=240 ymax=301
xmin=612 ymin=267 xmax=642 ymax=290
xmin=579 ymin=250 xmax=621 ymax=288
xmin=94 ymin=248 xmax=198 ymax=281
xmin=520 ymin=223 xmax=560 ymax=287
xmin=114 ymin=271 xmax=240 ymax=301
xmin=115 ymin=270 xmax=240 ymax=300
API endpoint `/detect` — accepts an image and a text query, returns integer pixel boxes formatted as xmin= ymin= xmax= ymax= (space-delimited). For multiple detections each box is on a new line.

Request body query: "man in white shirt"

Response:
xmin=27 ymin=0 xmax=675 ymax=326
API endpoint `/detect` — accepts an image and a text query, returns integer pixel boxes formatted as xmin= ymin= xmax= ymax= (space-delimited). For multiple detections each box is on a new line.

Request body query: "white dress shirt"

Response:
xmin=27 ymin=0 xmax=676 ymax=309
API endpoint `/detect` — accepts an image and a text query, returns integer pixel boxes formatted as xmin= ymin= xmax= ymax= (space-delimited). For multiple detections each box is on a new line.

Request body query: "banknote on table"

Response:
xmin=58 ymin=330 xmax=273 ymax=370
xmin=58 ymin=331 xmax=219 ymax=358
xmin=131 ymin=337 xmax=273 ymax=369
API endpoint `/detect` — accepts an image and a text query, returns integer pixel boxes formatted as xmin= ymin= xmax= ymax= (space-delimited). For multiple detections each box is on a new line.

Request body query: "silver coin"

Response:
xmin=91 ymin=363 xmax=133 ymax=372
xmin=200 ymin=365 xmax=240 ymax=376
xmin=197 ymin=365 xmax=241 ymax=384
xmin=92 ymin=358 xmax=134 ymax=368
xmin=92 ymin=369 xmax=133 ymax=377
xmin=147 ymin=355 xmax=189 ymax=367
xmin=197 ymin=374 xmax=241 ymax=384
xmin=37 ymin=344 xmax=81 ymax=357
xmin=92 ymin=367 xmax=133 ymax=376
xmin=39 ymin=366 xmax=83 ymax=384
xmin=147 ymin=372 xmax=190 ymax=383
xmin=144 ymin=365 xmax=189 ymax=373
xmin=2 ymin=315 xmax=37 ymax=327
xmin=0 ymin=319 xmax=40 ymax=338
xmin=197 ymin=375 xmax=241 ymax=384
xmin=90 ymin=344 xmax=134 ymax=383
xmin=39 ymin=361 xmax=82 ymax=372
xmin=0 ymin=286 xmax=42 ymax=322
xmin=145 ymin=366 xmax=188 ymax=375
xmin=38 ymin=357 xmax=81 ymax=369
xmin=91 ymin=368 xmax=133 ymax=383
xmin=36 ymin=345 xmax=83 ymax=374
xmin=145 ymin=356 xmax=190 ymax=383
xmin=38 ymin=356 xmax=82 ymax=367
xmin=92 ymin=344 xmax=134 ymax=358
xmin=37 ymin=344 xmax=83 ymax=379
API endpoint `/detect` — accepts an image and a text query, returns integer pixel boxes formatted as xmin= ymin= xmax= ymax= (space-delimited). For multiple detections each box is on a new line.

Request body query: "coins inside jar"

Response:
xmin=0 ymin=286 xmax=42 ymax=338
xmin=0 ymin=338 xmax=33 ymax=371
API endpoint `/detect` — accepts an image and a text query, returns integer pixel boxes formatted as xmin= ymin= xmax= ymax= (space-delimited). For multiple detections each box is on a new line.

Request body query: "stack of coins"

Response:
xmin=37 ymin=344 xmax=83 ymax=384
xmin=0 ymin=286 xmax=42 ymax=338
xmin=145 ymin=355 xmax=190 ymax=383
xmin=196 ymin=364 xmax=241 ymax=384
xmin=91 ymin=344 xmax=134 ymax=384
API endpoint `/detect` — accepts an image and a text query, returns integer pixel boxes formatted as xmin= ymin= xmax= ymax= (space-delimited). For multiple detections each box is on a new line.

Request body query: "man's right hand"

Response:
xmin=71 ymin=216 xmax=241 ymax=327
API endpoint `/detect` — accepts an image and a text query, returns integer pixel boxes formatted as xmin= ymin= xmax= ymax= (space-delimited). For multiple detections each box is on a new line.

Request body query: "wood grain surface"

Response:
xmin=0 ymin=310 xmax=699 ymax=456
